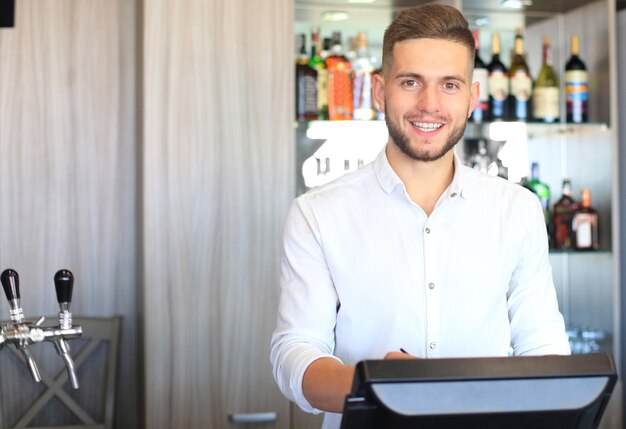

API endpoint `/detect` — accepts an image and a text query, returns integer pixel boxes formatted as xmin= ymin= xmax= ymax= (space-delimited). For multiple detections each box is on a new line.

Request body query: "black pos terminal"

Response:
xmin=340 ymin=353 xmax=617 ymax=429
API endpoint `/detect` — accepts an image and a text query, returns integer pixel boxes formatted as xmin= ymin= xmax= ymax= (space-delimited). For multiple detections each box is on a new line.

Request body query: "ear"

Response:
xmin=372 ymin=73 xmax=386 ymax=113
xmin=468 ymin=80 xmax=480 ymax=119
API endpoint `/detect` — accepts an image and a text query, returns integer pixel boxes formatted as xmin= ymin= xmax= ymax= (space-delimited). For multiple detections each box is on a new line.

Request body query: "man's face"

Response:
xmin=373 ymin=38 xmax=478 ymax=162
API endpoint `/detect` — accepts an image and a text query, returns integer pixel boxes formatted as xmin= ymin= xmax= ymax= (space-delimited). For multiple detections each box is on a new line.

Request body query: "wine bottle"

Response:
xmin=309 ymin=27 xmax=328 ymax=120
xmin=295 ymin=33 xmax=318 ymax=120
xmin=470 ymin=29 xmax=488 ymax=123
xmin=508 ymin=29 xmax=532 ymax=121
xmin=565 ymin=35 xmax=588 ymax=123
xmin=572 ymin=188 xmax=600 ymax=250
xmin=551 ymin=179 xmax=578 ymax=250
xmin=533 ymin=36 xmax=560 ymax=123
xmin=326 ymin=31 xmax=353 ymax=120
xmin=487 ymin=32 xmax=509 ymax=121
xmin=352 ymin=31 xmax=375 ymax=120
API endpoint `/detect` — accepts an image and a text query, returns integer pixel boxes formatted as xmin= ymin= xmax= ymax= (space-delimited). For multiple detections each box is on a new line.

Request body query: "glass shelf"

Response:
xmin=549 ymin=249 xmax=611 ymax=255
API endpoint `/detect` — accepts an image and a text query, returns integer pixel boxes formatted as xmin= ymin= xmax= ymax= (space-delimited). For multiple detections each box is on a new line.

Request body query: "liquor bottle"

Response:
xmin=470 ymin=29 xmax=488 ymax=123
xmin=508 ymin=29 xmax=532 ymax=121
xmin=572 ymin=188 xmax=600 ymax=250
xmin=470 ymin=139 xmax=491 ymax=173
xmin=565 ymin=35 xmax=588 ymax=123
xmin=522 ymin=162 xmax=551 ymax=228
xmin=551 ymin=179 xmax=578 ymax=250
xmin=321 ymin=37 xmax=331 ymax=61
xmin=533 ymin=36 xmax=560 ymax=123
xmin=487 ymin=32 xmax=509 ymax=121
xmin=309 ymin=27 xmax=328 ymax=120
xmin=295 ymin=33 xmax=318 ymax=120
xmin=352 ymin=31 xmax=375 ymax=120
xmin=325 ymin=31 xmax=353 ymax=120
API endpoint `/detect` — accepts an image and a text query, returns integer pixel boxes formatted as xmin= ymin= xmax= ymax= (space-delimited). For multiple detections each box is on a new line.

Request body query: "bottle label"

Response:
xmin=553 ymin=203 xmax=575 ymax=249
xmin=474 ymin=68 xmax=489 ymax=102
xmin=533 ymin=87 xmax=559 ymax=121
xmin=353 ymin=69 xmax=374 ymax=120
xmin=317 ymin=69 xmax=328 ymax=112
xmin=488 ymin=72 xmax=509 ymax=100
xmin=511 ymin=71 xmax=532 ymax=120
xmin=471 ymin=68 xmax=488 ymax=123
xmin=565 ymin=70 xmax=588 ymax=120
xmin=575 ymin=216 xmax=593 ymax=248
xmin=489 ymin=71 xmax=509 ymax=119
xmin=511 ymin=71 xmax=532 ymax=101
xmin=327 ymin=59 xmax=353 ymax=120
xmin=297 ymin=74 xmax=318 ymax=117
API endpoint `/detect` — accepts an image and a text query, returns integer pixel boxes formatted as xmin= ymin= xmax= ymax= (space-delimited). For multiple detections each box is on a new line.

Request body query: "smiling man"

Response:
xmin=270 ymin=4 xmax=570 ymax=429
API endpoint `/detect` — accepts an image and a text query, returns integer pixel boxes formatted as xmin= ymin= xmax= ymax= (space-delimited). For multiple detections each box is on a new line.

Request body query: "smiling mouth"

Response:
xmin=410 ymin=121 xmax=444 ymax=132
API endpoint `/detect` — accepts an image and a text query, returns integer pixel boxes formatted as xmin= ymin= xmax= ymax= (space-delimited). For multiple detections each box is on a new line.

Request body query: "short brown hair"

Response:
xmin=382 ymin=3 xmax=474 ymax=75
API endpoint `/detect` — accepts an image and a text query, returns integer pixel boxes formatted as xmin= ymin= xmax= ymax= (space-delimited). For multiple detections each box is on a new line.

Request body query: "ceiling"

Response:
xmin=295 ymin=0 xmax=623 ymax=54
xmin=296 ymin=0 xmax=625 ymax=15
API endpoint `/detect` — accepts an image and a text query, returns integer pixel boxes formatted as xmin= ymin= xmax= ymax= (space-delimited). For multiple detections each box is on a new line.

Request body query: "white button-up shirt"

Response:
xmin=271 ymin=148 xmax=570 ymax=429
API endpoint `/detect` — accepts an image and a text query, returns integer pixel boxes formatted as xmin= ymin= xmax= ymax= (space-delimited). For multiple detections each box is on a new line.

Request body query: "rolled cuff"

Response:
xmin=271 ymin=338 xmax=344 ymax=414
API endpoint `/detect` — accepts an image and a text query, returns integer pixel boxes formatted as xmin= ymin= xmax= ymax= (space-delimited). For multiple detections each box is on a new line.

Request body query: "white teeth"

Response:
xmin=411 ymin=121 xmax=443 ymax=132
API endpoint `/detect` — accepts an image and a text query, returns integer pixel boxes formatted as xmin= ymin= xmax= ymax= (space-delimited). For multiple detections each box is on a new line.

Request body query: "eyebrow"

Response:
xmin=394 ymin=72 xmax=468 ymax=85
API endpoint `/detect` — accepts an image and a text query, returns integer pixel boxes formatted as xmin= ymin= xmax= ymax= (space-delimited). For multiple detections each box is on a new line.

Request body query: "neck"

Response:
xmin=386 ymin=142 xmax=455 ymax=216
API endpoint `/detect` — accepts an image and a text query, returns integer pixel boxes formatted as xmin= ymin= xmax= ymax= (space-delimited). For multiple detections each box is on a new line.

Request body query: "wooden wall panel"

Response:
xmin=617 ymin=7 xmax=626 ymax=426
xmin=0 ymin=0 xmax=138 ymax=428
xmin=142 ymin=0 xmax=294 ymax=428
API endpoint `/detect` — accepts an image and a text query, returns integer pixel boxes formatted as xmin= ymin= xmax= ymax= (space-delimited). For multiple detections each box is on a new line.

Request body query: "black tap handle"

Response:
xmin=54 ymin=269 xmax=74 ymax=305
xmin=1 ymin=269 xmax=20 ymax=301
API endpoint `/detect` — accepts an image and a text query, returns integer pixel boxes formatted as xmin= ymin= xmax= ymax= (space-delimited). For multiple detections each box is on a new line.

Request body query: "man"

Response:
xmin=271 ymin=4 xmax=570 ymax=428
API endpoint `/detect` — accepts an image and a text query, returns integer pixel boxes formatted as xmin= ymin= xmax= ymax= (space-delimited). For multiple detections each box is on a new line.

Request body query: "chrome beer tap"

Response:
xmin=50 ymin=269 xmax=80 ymax=388
xmin=0 ymin=268 xmax=83 ymax=389
xmin=0 ymin=269 xmax=42 ymax=382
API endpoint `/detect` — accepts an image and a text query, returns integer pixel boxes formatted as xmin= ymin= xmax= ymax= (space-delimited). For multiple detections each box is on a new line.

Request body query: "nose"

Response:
xmin=415 ymin=85 xmax=441 ymax=114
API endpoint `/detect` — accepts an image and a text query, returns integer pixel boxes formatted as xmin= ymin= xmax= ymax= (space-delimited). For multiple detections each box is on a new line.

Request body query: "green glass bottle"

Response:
xmin=308 ymin=27 xmax=328 ymax=120
xmin=523 ymin=162 xmax=551 ymax=228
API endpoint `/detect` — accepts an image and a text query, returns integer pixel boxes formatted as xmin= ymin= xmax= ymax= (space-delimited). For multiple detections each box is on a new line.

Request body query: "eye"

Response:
xmin=401 ymin=80 xmax=418 ymax=89
xmin=443 ymin=82 xmax=459 ymax=92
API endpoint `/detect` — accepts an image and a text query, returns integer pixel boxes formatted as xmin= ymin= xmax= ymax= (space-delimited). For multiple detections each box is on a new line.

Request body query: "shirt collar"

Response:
xmin=450 ymin=151 xmax=468 ymax=200
xmin=373 ymin=146 xmax=470 ymax=200
xmin=373 ymin=146 xmax=404 ymax=194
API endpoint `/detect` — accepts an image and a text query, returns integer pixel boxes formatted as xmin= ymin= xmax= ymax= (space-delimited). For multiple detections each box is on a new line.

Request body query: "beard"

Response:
xmin=386 ymin=114 xmax=466 ymax=162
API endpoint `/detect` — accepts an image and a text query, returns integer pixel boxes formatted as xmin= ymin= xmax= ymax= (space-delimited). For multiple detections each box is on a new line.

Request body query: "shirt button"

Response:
xmin=428 ymin=282 xmax=435 ymax=290
xmin=450 ymin=192 xmax=457 ymax=198
xmin=425 ymin=227 xmax=431 ymax=234
xmin=429 ymin=342 xmax=437 ymax=350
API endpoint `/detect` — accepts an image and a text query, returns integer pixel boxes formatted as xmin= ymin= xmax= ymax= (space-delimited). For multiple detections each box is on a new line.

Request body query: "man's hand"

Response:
xmin=384 ymin=350 xmax=418 ymax=360
xmin=302 ymin=358 xmax=355 ymax=413
xmin=302 ymin=351 xmax=420 ymax=413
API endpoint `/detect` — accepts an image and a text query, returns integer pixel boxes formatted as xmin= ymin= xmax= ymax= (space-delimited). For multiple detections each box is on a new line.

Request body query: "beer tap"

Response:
xmin=51 ymin=269 xmax=79 ymax=388
xmin=0 ymin=268 xmax=83 ymax=389
xmin=1 ymin=269 xmax=42 ymax=382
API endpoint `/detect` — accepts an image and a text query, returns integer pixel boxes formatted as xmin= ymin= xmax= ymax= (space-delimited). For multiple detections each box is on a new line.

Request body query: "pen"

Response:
xmin=400 ymin=348 xmax=408 ymax=354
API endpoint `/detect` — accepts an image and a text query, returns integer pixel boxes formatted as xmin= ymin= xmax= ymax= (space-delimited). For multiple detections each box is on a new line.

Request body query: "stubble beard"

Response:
xmin=386 ymin=115 xmax=466 ymax=162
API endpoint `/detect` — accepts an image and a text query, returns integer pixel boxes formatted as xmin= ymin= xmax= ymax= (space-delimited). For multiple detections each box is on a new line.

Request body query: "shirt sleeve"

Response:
xmin=507 ymin=190 xmax=571 ymax=356
xmin=270 ymin=197 xmax=343 ymax=413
